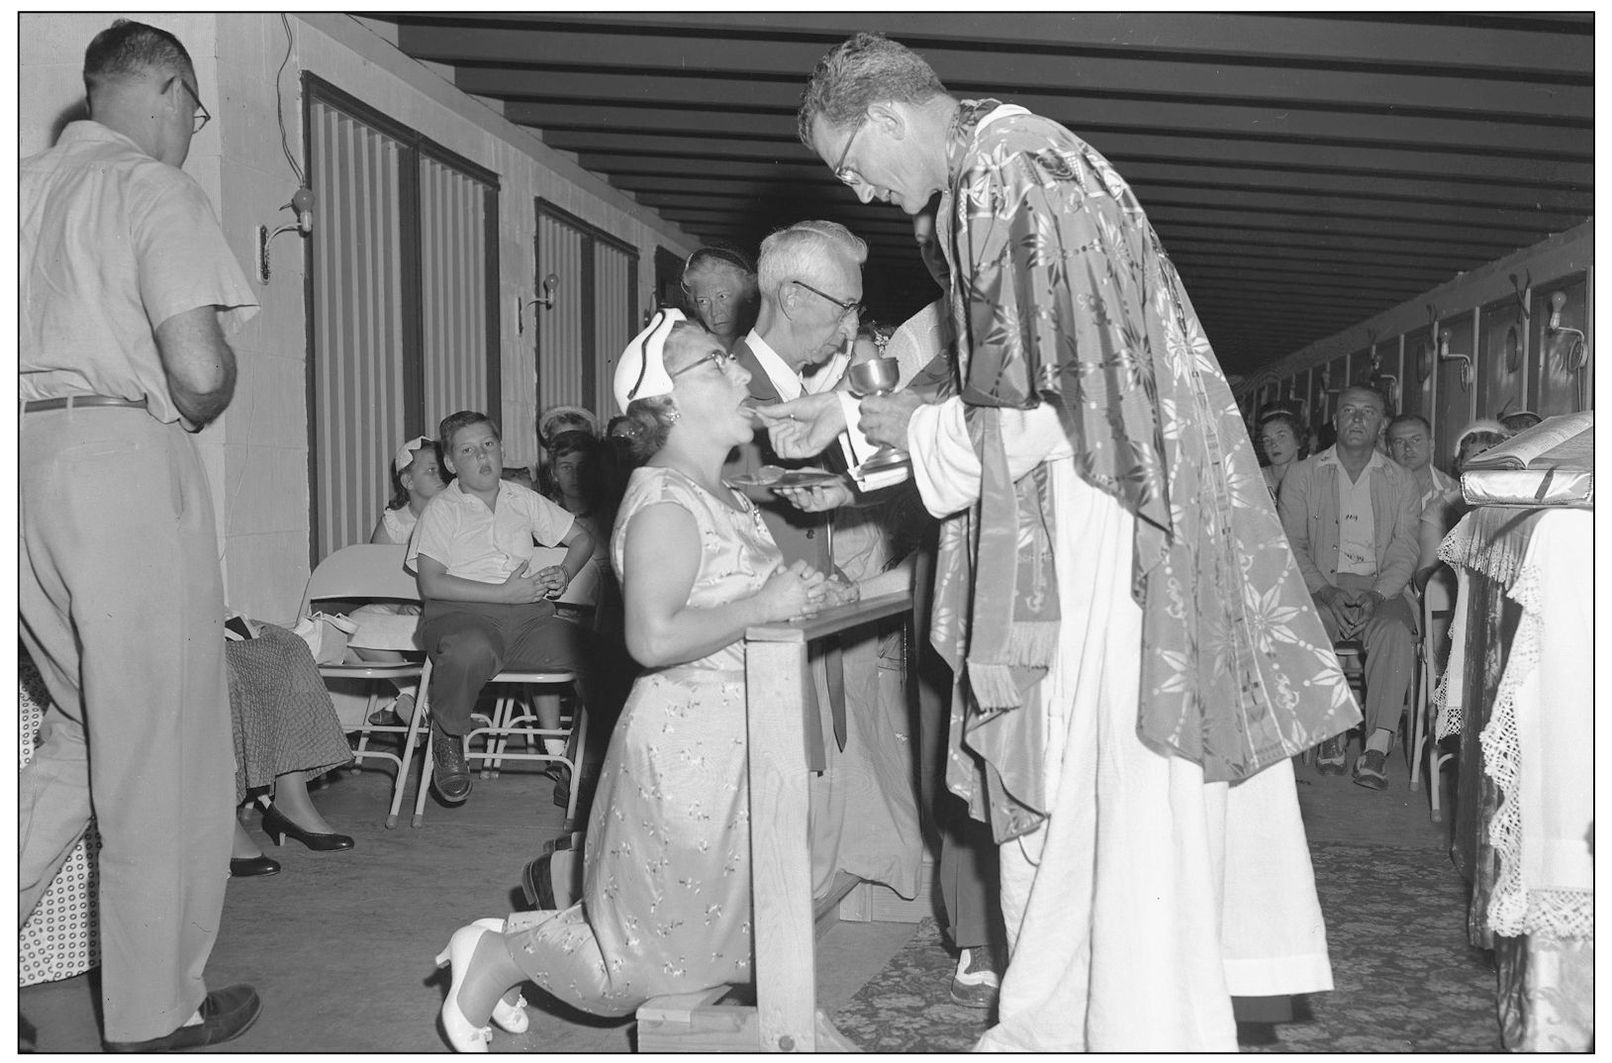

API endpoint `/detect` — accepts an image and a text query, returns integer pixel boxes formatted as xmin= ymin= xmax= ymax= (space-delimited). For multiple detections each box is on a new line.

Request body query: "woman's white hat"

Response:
xmin=538 ymin=405 xmax=599 ymax=447
xmin=614 ymin=307 xmax=684 ymax=413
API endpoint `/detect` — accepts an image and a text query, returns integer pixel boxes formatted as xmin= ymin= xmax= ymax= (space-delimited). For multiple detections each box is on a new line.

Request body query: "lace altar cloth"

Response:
xmin=1434 ymin=508 xmax=1591 ymax=942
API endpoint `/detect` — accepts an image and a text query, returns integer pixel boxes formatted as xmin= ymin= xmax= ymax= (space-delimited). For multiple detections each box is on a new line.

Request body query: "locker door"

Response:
xmin=1403 ymin=326 xmax=1433 ymax=424
xmin=1477 ymin=297 xmax=1527 ymax=424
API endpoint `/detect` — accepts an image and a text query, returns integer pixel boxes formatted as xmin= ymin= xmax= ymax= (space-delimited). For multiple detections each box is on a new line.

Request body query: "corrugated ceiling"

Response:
xmin=369 ymin=10 xmax=1592 ymax=375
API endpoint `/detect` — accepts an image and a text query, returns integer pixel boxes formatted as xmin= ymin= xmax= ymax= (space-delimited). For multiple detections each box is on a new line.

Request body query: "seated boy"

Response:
xmin=407 ymin=410 xmax=595 ymax=804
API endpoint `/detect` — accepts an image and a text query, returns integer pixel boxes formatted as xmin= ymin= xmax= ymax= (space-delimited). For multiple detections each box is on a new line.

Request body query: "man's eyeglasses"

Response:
xmin=669 ymin=348 xmax=739 ymax=379
xmin=832 ymin=112 xmax=869 ymax=185
xmin=791 ymin=279 xmax=865 ymax=323
xmin=164 ymin=76 xmax=210 ymax=134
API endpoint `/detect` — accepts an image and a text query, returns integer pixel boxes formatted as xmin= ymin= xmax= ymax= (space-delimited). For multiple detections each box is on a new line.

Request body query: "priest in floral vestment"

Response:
xmin=763 ymin=33 xmax=1361 ymax=1051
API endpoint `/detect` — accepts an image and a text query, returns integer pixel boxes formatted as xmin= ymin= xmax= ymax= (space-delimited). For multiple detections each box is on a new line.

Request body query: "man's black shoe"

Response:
xmin=104 ymin=984 xmax=261 ymax=1052
xmin=431 ymin=728 xmax=472 ymax=803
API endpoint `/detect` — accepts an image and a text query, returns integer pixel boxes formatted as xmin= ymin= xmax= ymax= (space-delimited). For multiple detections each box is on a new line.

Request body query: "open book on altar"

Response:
xmin=1463 ymin=411 xmax=1593 ymax=472
xmin=1460 ymin=411 xmax=1593 ymax=508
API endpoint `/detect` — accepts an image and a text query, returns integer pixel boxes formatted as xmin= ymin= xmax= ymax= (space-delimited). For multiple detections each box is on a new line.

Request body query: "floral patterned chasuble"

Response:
xmin=931 ymin=101 xmax=1357 ymax=838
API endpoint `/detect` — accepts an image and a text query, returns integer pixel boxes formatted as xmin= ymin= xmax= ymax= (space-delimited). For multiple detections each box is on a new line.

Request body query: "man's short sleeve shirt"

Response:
xmin=1320 ymin=448 xmax=1390 ymax=576
xmin=407 ymin=479 xmax=576 ymax=584
xmin=20 ymin=122 xmax=259 ymax=424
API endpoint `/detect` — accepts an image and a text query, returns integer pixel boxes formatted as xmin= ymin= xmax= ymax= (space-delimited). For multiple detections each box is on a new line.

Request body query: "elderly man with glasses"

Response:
xmin=724 ymin=218 xmax=868 ymax=570
xmin=721 ymin=219 xmax=928 ymax=906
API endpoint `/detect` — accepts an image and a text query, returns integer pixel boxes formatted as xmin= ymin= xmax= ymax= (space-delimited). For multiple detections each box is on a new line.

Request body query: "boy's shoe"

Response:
xmin=431 ymin=729 xmax=472 ymax=803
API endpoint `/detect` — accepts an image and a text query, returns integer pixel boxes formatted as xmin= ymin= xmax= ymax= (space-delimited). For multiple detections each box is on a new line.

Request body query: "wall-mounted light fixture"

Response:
xmin=1546 ymin=290 xmax=1588 ymax=373
xmin=256 ymin=187 xmax=314 ymax=284
xmin=517 ymin=274 xmax=561 ymax=335
xmin=1436 ymin=329 xmax=1473 ymax=391
xmin=1367 ymin=350 xmax=1400 ymax=410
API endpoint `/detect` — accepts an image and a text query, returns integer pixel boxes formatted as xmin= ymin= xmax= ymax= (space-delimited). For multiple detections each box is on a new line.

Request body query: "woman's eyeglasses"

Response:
xmin=669 ymin=348 xmax=739 ymax=379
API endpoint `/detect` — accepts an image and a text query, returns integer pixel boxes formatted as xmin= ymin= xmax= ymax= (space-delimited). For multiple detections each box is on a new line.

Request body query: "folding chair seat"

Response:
xmin=1334 ymin=639 xmax=1367 ymax=703
xmin=302 ymin=543 xmax=425 ymax=828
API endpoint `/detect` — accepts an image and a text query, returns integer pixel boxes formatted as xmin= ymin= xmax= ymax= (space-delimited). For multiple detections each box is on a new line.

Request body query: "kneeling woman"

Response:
xmin=433 ymin=310 xmax=837 ymax=1050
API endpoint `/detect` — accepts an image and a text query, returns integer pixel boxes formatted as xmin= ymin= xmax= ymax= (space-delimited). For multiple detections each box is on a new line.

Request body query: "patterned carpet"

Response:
xmin=831 ymin=842 xmax=1503 ymax=1052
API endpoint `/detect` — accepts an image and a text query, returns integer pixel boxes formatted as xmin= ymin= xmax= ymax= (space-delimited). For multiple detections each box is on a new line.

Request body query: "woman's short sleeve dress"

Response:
xmin=505 ymin=465 xmax=783 ymax=1016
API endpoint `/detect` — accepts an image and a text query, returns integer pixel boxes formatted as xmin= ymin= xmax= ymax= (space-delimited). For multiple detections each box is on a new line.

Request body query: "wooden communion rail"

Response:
xmin=636 ymin=591 xmax=914 ymax=1053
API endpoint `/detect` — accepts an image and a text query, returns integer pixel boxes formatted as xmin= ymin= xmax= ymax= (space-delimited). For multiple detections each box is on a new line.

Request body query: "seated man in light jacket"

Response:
xmin=1278 ymin=385 xmax=1421 ymax=788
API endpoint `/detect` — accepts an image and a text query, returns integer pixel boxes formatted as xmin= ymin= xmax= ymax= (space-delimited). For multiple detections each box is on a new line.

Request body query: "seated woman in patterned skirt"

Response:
xmin=430 ymin=311 xmax=850 ymax=1050
xmin=224 ymin=619 xmax=358 ymax=876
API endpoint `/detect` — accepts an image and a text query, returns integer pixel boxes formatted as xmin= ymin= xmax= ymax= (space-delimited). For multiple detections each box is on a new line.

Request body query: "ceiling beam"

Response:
xmin=516 ymin=105 xmax=1595 ymax=190
xmin=532 ymin=129 xmax=1592 ymax=190
xmin=394 ymin=23 xmax=1589 ymax=123
xmin=602 ymin=164 xmax=1586 ymax=216
xmin=647 ymin=200 xmax=1555 ymax=253
xmin=456 ymin=69 xmax=1586 ymax=158
xmin=390 ymin=13 xmax=1592 ymax=78
xmin=601 ymin=164 xmax=1585 ymax=234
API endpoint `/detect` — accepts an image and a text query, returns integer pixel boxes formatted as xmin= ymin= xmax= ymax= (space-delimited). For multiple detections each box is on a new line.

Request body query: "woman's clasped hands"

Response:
xmin=758 ymin=560 xmax=858 ymax=622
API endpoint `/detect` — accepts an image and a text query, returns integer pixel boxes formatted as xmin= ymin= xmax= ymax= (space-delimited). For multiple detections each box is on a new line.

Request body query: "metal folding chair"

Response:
xmin=301 ymin=543 xmax=425 ymax=828
xmin=401 ymin=547 xmax=595 ymax=830
xmin=402 ymin=662 xmax=588 ymax=830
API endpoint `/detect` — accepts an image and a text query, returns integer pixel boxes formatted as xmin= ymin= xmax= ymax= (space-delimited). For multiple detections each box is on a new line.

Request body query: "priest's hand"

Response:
xmin=859 ymin=391 xmax=923 ymax=450
xmin=774 ymin=475 xmax=855 ymax=513
xmin=755 ymin=392 xmax=846 ymax=459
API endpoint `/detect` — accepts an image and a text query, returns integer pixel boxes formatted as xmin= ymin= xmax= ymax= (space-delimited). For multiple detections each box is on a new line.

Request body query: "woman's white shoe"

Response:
xmin=470 ymin=918 xmax=531 ymax=1033
xmin=434 ymin=924 xmax=495 ymax=1052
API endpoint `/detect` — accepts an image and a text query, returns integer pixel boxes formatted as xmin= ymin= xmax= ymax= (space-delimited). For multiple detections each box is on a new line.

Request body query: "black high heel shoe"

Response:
xmin=229 ymin=854 xmax=281 ymax=878
xmin=260 ymin=802 xmax=354 ymax=852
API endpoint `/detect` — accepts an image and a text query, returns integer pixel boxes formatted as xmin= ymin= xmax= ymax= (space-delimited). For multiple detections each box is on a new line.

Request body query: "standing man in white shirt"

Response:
xmin=20 ymin=18 xmax=262 ymax=1050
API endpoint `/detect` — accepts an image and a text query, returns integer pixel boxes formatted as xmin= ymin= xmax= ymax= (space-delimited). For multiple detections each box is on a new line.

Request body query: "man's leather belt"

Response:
xmin=22 ymin=395 xmax=147 ymax=413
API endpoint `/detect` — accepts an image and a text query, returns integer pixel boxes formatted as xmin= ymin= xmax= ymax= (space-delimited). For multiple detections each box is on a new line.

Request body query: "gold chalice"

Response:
xmin=844 ymin=356 xmax=909 ymax=473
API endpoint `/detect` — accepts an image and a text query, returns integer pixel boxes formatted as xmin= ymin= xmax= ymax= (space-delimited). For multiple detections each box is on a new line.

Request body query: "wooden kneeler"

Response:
xmin=634 ymin=593 xmax=911 ymax=1053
